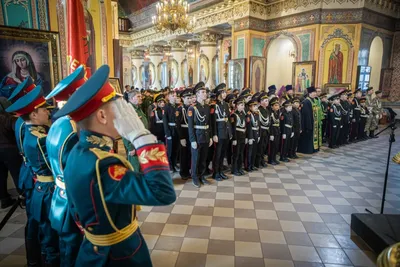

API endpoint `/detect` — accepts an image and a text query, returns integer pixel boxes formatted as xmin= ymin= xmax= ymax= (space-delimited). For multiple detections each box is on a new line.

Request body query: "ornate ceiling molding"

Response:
xmin=148 ymin=45 xmax=165 ymax=54
xmin=168 ymin=39 xmax=188 ymax=50
xmin=131 ymin=50 xmax=145 ymax=59
xmin=200 ymin=32 xmax=224 ymax=43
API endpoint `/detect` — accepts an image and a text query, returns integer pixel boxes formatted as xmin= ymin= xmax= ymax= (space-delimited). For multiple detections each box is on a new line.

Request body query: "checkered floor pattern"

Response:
xmin=1 ymin=132 xmax=399 ymax=267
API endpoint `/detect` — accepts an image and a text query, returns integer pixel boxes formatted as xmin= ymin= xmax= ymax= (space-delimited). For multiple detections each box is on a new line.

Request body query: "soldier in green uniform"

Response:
xmin=53 ymin=65 xmax=176 ymax=266
xmin=123 ymin=90 xmax=149 ymax=171
xmin=6 ymin=86 xmax=59 ymax=266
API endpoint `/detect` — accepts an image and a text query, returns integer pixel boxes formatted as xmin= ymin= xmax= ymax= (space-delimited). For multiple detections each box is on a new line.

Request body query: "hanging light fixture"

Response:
xmin=152 ymin=0 xmax=196 ymax=33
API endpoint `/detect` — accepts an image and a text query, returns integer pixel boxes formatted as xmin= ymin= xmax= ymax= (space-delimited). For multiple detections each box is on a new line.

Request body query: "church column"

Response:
xmin=131 ymin=50 xmax=144 ymax=89
xmin=149 ymin=45 xmax=164 ymax=90
xmin=122 ymin=48 xmax=132 ymax=87
xmin=199 ymin=32 xmax=222 ymax=89
xmin=169 ymin=40 xmax=187 ymax=89
xmin=389 ymin=29 xmax=400 ymax=102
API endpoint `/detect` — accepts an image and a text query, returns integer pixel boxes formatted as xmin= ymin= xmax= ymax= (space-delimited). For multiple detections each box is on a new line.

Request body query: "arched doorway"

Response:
xmin=368 ymin=36 xmax=384 ymax=91
xmin=266 ymin=36 xmax=296 ymax=89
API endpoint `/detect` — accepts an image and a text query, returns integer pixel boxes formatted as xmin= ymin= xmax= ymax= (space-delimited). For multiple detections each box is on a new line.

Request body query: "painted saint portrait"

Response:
xmin=297 ymin=68 xmax=310 ymax=92
xmin=228 ymin=59 xmax=245 ymax=90
xmin=0 ymin=48 xmax=51 ymax=98
xmin=328 ymin=43 xmax=343 ymax=84
xmin=199 ymin=54 xmax=209 ymax=84
xmin=250 ymin=57 xmax=265 ymax=92
xmin=132 ymin=65 xmax=137 ymax=86
xmin=181 ymin=59 xmax=189 ymax=87
xmin=169 ymin=59 xmax=179 ymax=88
xmin=292 ymin=61 xmax=316 ymax=94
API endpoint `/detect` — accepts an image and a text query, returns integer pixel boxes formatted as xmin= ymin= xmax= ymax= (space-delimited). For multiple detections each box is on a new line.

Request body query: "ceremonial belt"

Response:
xmin=252 ymin=127 xmax=259 ymax=131
xmin=272 ymin=124 xmax=279 ymax=127
xmin=156 ymin=120 xmax=163 ymax=124
xmin=84 ymin=219 xmax=139 ymax=246
xmin=36 ymin=175 xmax=54 ymax=183
xmin=194 ymin=125 xmax=209 ymax=129
xmin=216 ymin=118 xmax=228 ymax=122
xmin=334 ymin=117 xmax=341 ymax=121
xmin=236 ymin=128 xmax=245 ymax=132
xmin=285 ymin=124 xmax=292 ymax=128
xmin=354 ymin=108 xmax=361 ymax=110
xmin=181 ymin=124 xmax=188 ymax=128
xmin=168 ymin=123 xmax=176 ymax=127
xmin=261 ymin=126 xmax=269 ymax=130
xmin=56 ymin=178 xmax=66 ymax=190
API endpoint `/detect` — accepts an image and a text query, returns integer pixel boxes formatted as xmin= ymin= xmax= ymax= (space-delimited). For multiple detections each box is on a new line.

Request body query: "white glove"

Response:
xmin=112 ymin=99 xmax=155 ymax=148
xmin=258 ymin=137 xmax=260 ymax=142
xmin=213 ymin=135 xmax=218 ymax=143
xmin=379 ymin=114 xmax=382 ymax=119
xmin=191 ymin=142 xmax=197 ymax=149
xmin=376 ymin=115 xmax=379 ymax=119
xmin=167 ymin=136 xmax=172 ymax=140
xmin=340 ymin=126 xmax=343 ymax=128
xmin=352 ymin=119 xmax=356 ymax=122
xmin=283 ymin=134 xmax=287 ymax=139
xmin=249 ymin=139 xmax=254 ymax=145
xmin=270 ymin=136 xmax=274 ymax=141
xmin=245 ymin=138 xmax=248 ymax=144
xmin=232 ymin=140 xmax=237 ymax=146
xmin=209 ymin=138 xmax=213 ymax=147
xmin=180 ymin=139 xmax=187 ymax=147
xmin=291 ymin=132 xmax=294 ymax=138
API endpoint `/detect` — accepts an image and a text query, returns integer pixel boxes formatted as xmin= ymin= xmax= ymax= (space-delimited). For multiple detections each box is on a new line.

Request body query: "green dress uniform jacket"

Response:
xmin=64 ymin=130 xmax=176 ymax=266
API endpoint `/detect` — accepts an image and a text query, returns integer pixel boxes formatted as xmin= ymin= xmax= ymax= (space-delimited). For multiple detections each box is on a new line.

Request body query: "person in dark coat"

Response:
xmin=268 ymin=97 xmax=281 ymax=165
xmin=230 ymin=97 xmax=247 ymax=176
xmin=256 ymin=92 xmax=270 ymax=168
xmin=245 ymin=99 xmax=259 ymax=171
xmin=279 ymin=100 xmax=293 ymax=162
xmin=289 ymin=97 xmax=301 ymax=159
xmin=328 ymin=94 xmax=342 ymax=148
xmin=149 ymin=94 xmax=166 ymax=142
xmin=350 ymin=89 xmax=362 ymax=142
xmin=297 ymin=86 xmax=317 ymax=154
xmin=163 ymin=90 xmax=179 ymax=172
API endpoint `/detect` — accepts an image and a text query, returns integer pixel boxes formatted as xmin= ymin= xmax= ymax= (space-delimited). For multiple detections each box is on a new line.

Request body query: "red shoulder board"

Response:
xmin=330 ymin=108 xmax=333 ymax=112
xmin=175 ymin=111 xmax=179 ymax=117
xmin=210 ymin=108 xmax=215 ymax=114
xmin=188 ymin=110 xmax=193 ymax=117
xmin=108 ymin=165 xmax=128 ymax=181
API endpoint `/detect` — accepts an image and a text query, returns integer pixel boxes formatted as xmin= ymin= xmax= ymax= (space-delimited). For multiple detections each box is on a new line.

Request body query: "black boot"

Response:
xmin=214 ymin=173 xmax=223 ymax=181
xmin=25 ymin=229 xmax=42 ymax=267
xmin=192 ymin=178 xmax=201 ymax=188
xmin=200 ymin=176 xmax=211 ymax=185
xmin=219 ymin=172 xmax=229 ymax=180
xmin=370 ymin=130 xmax=378 ymax=138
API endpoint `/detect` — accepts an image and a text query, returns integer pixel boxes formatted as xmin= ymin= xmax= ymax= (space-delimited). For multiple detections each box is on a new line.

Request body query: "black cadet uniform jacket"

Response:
xmin=292 ymin=107 xmax=301 ymax=133
xmin=163 ymin=102 xmax=178 ymax=138
xmin=188 ymin=102 xmax=213 ymax=144
xmin=176 ymin=104 xmax=191 ymax=140
xmin=212 ymin=101 xmax=232 ymax=140
xmin=246 ymin=111 xmax=259 ymax=141
xmin=280 ymin=110 xmax=293 ymax=136
xmin=231 ymin=110 xmax=246 ymax=141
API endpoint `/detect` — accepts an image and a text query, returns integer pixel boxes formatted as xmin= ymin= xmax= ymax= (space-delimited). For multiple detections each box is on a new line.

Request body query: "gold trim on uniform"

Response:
xmin=86 ymin=135 xmax=114 ymax=148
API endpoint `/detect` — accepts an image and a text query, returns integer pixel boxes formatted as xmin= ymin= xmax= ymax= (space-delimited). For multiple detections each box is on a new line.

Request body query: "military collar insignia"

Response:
xmin=86 ymin=135 xmax=114 ymax=149
xmin=29 ymin=125 xmax=47 ymax=138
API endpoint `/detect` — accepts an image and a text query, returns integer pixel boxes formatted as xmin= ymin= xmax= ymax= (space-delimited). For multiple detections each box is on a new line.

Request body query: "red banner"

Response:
xmin=67 ymin=0 xmax=91 ymax=77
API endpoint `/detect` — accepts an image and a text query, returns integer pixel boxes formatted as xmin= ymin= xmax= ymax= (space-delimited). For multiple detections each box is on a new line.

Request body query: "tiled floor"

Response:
xmin=1 ymin=133 xmax=399 ymax=267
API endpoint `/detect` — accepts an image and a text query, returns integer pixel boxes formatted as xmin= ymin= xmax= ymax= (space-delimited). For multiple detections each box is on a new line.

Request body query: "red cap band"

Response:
xmin=54 ymin=78 xmax=86 ymax=102
xmin=15 ymin=83 xmax=36 ymax=101
xmin=15 ymin=96 xmax=46 ymax=116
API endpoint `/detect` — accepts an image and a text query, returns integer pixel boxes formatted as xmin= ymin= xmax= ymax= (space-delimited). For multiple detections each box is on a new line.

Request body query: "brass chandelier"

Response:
xmin=152 ymin=0 xmax=196 ymax=33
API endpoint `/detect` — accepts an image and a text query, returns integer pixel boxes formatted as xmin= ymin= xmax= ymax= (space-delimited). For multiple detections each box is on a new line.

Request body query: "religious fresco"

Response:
xmin=199 ymin=54 xmax=209 ymax=84
xmin=212 ymin=55 xmax=219 ymax=86
xmin=181 ymin=58 xmax=189 ymax=87
xmin=292 ymin=61 xmax=316 ymax=94
xmin=323 ymin=39 xmax=350 ymax=84
xmin=0 ymin=0 xmax=50 ymax=30
xmin=228 ymin=59 xmax=246 ymax=90
xmin=249 ymin=56 xmax=265 ymax=92
xmin=252 ymin=37 xmax=265 ymax=57
xmin=169 ymin=59 xmax=179 ymax=88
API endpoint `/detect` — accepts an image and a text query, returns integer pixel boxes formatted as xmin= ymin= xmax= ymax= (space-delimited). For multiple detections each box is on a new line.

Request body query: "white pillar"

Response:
xmin=169 ymin=40 xmax=187 ymax=89
xmin=131 ymin=50 xmax=144 ymax=89
xmin=199 ymin=32 xmax=222 ymax=89
xmin=149 ymin=45 xmax=164 ymax=91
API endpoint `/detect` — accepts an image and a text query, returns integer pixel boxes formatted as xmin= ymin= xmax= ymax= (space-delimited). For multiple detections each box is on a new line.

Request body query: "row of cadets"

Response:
xmin=163 ymin=89 xmax=179 ymax=172
xmin=176 ymin=88 xmax=193 ymax=179
xmin=211 ymin=83 xmax=232 ymax=181
xmin=52 ymin=65 xmax=176 ymax=266
xmin=6 ymin=78 xmax=42 ymax=266
xmin=6 ymin=84 xmax=59 ymax=266
xmin=149 ymin=93 xmax=166 ymax=142
xmin=44 ymin=66 xmax=86 ymax=267
xmin=188 ymin=82 xmax=214 ymax=187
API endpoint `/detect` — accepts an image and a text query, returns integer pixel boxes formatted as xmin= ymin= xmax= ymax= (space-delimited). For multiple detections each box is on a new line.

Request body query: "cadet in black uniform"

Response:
xmin=150 ymin=94 xmax=166 ymax=142
xmin=289 ymin=97 xmax=301 ymax=159
xmin=188 ymin=82 xmax=213 ymax=187
xmin=225 ymin=94 xmax=236 ymax=167
xmin=268 ymin=97 xmax=281 ymax=165
xmin=256 ymin=92 xmax=270 ymax=168
xmin=245 ymin=99 xmax=259 ymax=171
xmin=239 ymin=89 xmax=252 ymax=113
xmin=206 ymin=92 xmax=216 ymax=176
xmin=212 ymin=83 xmax=231 ymax=181
xmin=230 ymin=97 xmax=246 ymax=176
xmin=337 ymin=91 xmax=349 ymax=145
xmin=279 ymin=100 xmax=293 ymax=162
xmin=176 ymin=88 xmax=193 ymax=179
xmin=163 ymin=90 xmax=179 ymax=172
xmin=350 ymin=89 xmax=362 ymax=142
xmin=328 ymin=94 xmax=341 ymax=148
xmin=358 ymin=97 xmax=369 ymax=141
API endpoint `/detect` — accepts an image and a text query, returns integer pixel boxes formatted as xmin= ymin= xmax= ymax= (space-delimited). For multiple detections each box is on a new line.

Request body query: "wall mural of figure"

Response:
xmin=328 ymin=43 xmax=343 ymax=83
xmin=199 ymin=64 xmax=206 ymax=83
xmin=189 ymin=65 xmax=193 ymax=85
xmin=296 ymin=68 xmax=310 ymax=92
